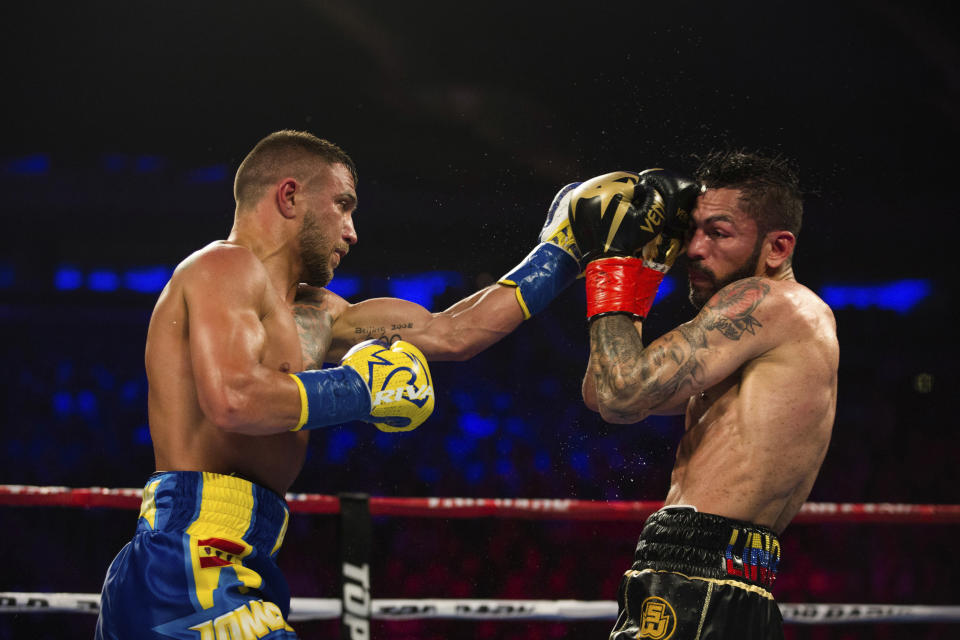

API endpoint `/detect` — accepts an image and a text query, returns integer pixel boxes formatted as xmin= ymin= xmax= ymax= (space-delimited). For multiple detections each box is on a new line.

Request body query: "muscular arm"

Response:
xmin=314 ymin=283 xmax=524 ymax=363
xmin=588 ymin=278 xmax=780 ymax=423
xmin=186 ymin=247 xmax=303 ymax=434
xmin=582 ymin=320 xmax=687 ymax=416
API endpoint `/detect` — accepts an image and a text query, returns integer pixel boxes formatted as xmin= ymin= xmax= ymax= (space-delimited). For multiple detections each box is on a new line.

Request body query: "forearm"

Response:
xmin=426 ymin=284 xmax=525 ymax=360
xmin=329 ymin=284 xmax=524 ymax=362
xmin=589 ymin=315 xmax=693 ymax=423
xmin=200 ymin=367 xmax=308 ymax=435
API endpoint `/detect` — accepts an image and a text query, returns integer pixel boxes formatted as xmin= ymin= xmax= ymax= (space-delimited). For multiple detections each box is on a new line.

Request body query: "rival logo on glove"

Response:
xmin=372 ymin=384 xmax=434 ymax=406
xmin=342 ymin=339 xmax=436 ymax=433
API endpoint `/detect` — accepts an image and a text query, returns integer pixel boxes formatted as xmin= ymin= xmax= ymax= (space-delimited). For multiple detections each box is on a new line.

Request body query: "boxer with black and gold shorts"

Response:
xmin=609 ymin=506 xmax=783 ymax=640
xmin=95 ymin=471 xmax=297 ymax=639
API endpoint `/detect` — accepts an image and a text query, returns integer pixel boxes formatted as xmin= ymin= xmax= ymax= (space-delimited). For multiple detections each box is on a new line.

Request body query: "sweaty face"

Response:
xmin=298 ymin=212 xmax=334 ymax=287
xmin=686 ymin=188 xmax=765 ymax=308
xmin=296 ymin=162 xmax=358 ymax=287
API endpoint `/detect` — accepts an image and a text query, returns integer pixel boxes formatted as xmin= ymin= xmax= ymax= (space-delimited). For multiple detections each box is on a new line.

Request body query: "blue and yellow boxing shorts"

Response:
xmin=95 ymin=471 xmax=297 ymax=639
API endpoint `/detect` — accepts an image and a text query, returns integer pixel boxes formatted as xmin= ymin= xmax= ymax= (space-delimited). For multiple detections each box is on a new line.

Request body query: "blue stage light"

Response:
xmin=54 ymin=266 xmax=84 ymax=291
xmin=134 ymin=155 xmax=165 ymax=173
xmin=820 ymin=279 xmax=932 ymax=314
xmin=124 ymin=266 xmax=173 ymax=293
xmin=0 ymin=263 xmax=14 ymax=289
xmin=654 ymin=275 xmax=676 ymax=302
xmin=88 ymin=269 xmax=120 ymax=292
xmin=187 ymin=164 xmax=229 ymax=183
xmin=326 ymin=429 xmax=358 ymax=463
xmin=459 ymin=413 xmax=497 ymax=437
xmin=325 ymin=274 xmax=361 ymax=299
xmin=76 ymin=390 xmax=98 ymax=416
xmin=134 ymin=424 xmax=152 ymax=445
xmin=52 ymin=392 xmax=73 ymax=416
xmin=7 ymin=154 xmax=50 ymax=175
xmin=388 ymin=272 xmax=463 ymax=308
xmin=569 ymin=450 xmax=591 ymax=477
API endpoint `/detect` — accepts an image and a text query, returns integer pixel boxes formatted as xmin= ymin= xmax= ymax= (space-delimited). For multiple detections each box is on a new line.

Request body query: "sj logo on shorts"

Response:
xmin=638 ymin=596 xmax=676 ymax=639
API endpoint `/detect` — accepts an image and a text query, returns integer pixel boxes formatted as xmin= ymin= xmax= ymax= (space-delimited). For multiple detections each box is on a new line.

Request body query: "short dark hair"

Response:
xmin=233 ymin=130 xmax=358 ymax=208
xmin=694 ymin=150 xmax=802 ymax=237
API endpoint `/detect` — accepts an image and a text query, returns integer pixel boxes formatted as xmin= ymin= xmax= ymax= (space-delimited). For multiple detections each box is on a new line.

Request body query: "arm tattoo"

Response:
xmin=702 ymin=278 xmax=768 ymax=340
xmin=353 ymin=321 xmax=415 ymax=345
xmin=589 ymin=278 xmax=770 ymax=418
xmin=293 ymin=303 xmax=333 ymax=370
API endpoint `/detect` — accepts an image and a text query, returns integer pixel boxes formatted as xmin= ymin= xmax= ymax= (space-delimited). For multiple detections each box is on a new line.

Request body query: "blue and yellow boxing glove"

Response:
xmin=289 ymin=339 xmax=435 ymax=433
xmin=498 ymin=182 xmax=583 ymax=319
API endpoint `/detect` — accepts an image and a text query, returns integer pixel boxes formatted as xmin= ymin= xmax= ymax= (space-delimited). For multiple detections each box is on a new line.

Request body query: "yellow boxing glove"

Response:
xmin=341 ymin=339 xmax=435 ymax=432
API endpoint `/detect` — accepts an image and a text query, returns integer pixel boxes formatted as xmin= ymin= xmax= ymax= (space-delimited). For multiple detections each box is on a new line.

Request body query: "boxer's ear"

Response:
xmin=276 ymin=178 xmax=300 ymax=219
xmin=762 ymin=231 xmax=795 ymax=270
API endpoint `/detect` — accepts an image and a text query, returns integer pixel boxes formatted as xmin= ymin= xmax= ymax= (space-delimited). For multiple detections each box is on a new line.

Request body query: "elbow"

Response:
xmin=598 ymin=404 xmax=643 ymax=424
xmin=201 ymin=384 xmax=257 ymax=433
xmin=581 ymin=377 xmax=600 ymax=413
xmin=206 ymin=402 xmax=249 ymax=433
xmin=583 ymin=393 xmax=600 ymax=414
xmin=595 ymin=387 xmax=649 ymax=424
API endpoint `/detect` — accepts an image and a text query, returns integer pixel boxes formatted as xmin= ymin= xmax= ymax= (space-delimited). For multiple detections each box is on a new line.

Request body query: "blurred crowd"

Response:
xmin=0 ymin=275 xmax=952 ymax=639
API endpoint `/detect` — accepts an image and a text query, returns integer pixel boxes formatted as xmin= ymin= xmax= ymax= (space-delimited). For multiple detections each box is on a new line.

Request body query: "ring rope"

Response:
xmin=1 ymin=593 xmax=958 ymax=624
xmin=2 ymin=485 xmax=959 ymax=523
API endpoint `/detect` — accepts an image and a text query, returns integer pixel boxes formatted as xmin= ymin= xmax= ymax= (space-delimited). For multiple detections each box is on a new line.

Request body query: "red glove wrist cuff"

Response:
xmin=585 ymin=257 xmax=665 ymax=320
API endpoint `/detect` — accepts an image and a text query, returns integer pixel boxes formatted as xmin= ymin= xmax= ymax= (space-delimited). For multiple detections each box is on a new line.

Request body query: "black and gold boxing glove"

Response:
xmin=570 ymin=169 xmax=701 ymax=320
xmin=639 ymin=169 xmax=702 ymax=273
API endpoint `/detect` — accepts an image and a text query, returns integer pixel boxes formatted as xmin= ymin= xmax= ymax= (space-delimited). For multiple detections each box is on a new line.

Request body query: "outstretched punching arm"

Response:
xmin=307 ymin=183 xmax=585 ymax=363
xmin=317 ymin=284 xmax=525 ymax=363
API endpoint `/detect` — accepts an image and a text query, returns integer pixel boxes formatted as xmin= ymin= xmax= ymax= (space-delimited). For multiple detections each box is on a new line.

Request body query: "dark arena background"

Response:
xmin=1 ymin=1 xmax=957 ymax=638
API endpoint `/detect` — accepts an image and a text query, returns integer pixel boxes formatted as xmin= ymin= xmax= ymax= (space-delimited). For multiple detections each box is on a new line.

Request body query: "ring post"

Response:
xmin=339 ymin=493 xmax=372 ymax=639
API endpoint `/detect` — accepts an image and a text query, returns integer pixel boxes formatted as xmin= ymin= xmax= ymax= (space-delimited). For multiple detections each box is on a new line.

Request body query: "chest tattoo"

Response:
xmin=293 ymin=303 xmax=334 ymax=370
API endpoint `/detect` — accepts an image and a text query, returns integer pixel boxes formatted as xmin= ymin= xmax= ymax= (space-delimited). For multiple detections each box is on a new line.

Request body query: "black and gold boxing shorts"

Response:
xmin=609 ymin=506 xmax=784 ymax=640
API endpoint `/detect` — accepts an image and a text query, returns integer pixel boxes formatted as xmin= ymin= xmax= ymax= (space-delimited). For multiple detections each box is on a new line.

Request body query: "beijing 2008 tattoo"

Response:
xmin=589 ymin=278 xmax=770 ymax=418
xmin=352 ymin=323 xmax=413 ymax=345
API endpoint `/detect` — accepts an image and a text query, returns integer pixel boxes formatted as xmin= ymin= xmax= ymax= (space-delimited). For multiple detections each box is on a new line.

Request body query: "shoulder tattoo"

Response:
xmin=702 ymin=278 xmax=769 ymax=341
xmin=293 ymin=302 xmax=333 ymax=370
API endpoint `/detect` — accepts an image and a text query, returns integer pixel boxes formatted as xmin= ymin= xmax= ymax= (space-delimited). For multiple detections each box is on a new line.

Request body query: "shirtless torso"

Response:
xmin=145 ymin=245 xmax=524 ymax=496
xmin=664 ymin=278 xmax=837 ymax=532
xmin=145 ymin=241 xmax=311 ymax=494
xmin=585 ymin=187 xmax=839 ymax=533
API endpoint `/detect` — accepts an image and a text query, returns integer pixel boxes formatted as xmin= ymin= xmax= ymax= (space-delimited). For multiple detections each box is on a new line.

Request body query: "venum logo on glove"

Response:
xmin=637 ymin=191 xmax=666 ymax=236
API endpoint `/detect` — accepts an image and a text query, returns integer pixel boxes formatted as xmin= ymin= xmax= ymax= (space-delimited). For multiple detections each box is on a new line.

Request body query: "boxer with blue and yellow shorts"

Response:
xmin=95 ymin=471 xmax=297 ymax=639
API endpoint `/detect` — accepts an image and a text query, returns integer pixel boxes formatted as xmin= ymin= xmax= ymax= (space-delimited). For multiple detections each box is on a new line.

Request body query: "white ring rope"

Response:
xmin=2 ymin=593 xmax=958 ymax=624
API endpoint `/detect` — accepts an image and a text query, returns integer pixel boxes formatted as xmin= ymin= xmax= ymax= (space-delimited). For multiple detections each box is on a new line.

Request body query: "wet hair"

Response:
xmin=233 ymin=130 xmax=358 ymax=209
xmin=694 ymin=150 xmax=802 ymax=238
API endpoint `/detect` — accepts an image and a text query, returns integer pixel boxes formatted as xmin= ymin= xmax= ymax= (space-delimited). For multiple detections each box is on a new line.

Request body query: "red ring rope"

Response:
xmin=2 ymin=485 xmax=958 ymax=523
